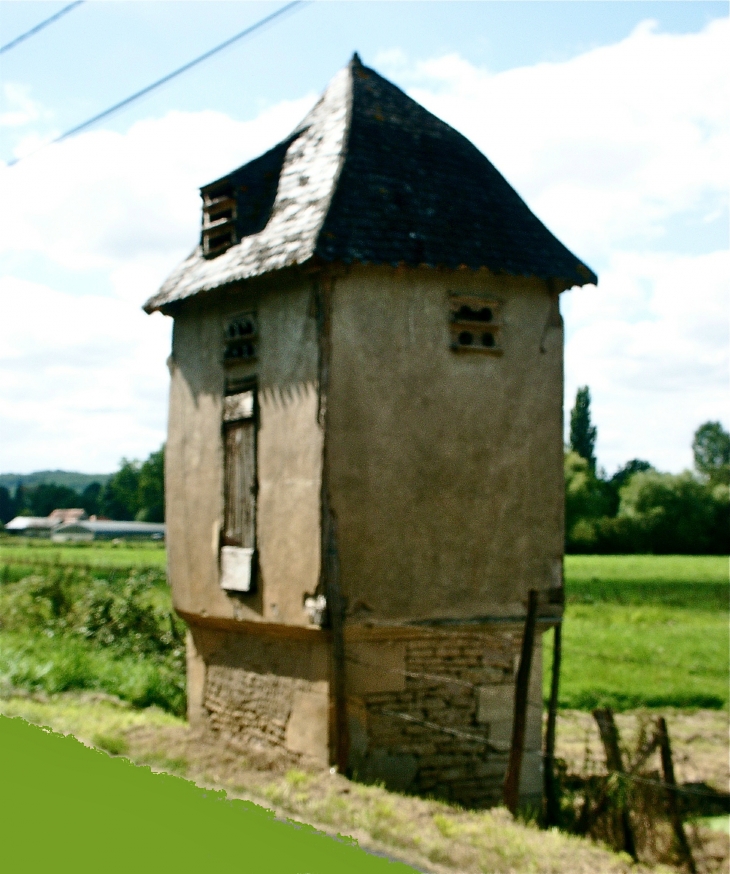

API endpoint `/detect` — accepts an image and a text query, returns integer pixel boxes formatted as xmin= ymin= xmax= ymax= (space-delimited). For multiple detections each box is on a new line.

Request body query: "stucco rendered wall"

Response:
xmin=167 ymin=262 xmax=560 ymax=806
xmin=165 ymin=273 xmax=323 ymax=628
xmin=345 ymin=625 xmax=543 ymax=808
xmin=325 ymin=266 xmax=564 ymax=624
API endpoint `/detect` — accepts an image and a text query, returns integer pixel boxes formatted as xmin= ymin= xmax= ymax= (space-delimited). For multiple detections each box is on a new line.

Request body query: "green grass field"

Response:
xmin=0 ymin=538 xmax=166 ymax=570
xmin=547 ymin=555 xmax=730 ymax=710
xmin=1 ymin=543 xmax=727 ymax=713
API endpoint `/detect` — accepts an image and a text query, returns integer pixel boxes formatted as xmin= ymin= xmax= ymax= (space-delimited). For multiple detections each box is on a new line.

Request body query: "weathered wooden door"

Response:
xmin=221 ymin=389 xmax=256 ymax=591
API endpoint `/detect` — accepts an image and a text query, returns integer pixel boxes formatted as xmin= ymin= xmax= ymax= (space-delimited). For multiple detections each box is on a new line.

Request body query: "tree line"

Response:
xmin=566 ymin=387 xmax=729 ymax=554
xmin=2 ymin=402 xmax=728 ymax=554
xmin=0 ymin=447 xmax=165 ymax=524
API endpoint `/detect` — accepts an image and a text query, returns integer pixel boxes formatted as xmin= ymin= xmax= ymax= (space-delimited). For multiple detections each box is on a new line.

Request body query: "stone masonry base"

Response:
xmin=186 ymin=622 xmax=544 ymax=808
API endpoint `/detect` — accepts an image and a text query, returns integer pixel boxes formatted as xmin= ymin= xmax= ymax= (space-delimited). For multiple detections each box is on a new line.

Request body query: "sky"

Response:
xmin=0 ymin=1 xmax=727 ymax=476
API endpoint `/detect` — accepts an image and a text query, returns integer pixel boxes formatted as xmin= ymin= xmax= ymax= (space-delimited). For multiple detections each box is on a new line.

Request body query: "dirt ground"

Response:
xmin=553 ymin=709 xmax=729 ymax=874
xmin=554 ymin=709 xmax=729 ymax=791
xmin=1 ymin=692 xmax=727 ymax=874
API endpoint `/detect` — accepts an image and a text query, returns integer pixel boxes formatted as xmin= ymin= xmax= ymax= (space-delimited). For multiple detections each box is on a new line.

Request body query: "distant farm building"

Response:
xmin=5 ymin=511 xmax=164 ymax=541
xmin=145 ymin=54 xmax=595 ymax=807
xmin=4 ymin=516 xmax=57 ymax=536
xmin=48 ymin=508 xmax=87 ymax=524
xmin=50 ymin=520 xmax=165 ymax=542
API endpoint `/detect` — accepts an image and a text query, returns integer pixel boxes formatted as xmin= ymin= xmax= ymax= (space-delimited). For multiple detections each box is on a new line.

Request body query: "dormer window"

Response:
xmin=449 ymin=294 xmax=502 ymax=354
xmin=202 ymin=183 xmax=237 ymax=257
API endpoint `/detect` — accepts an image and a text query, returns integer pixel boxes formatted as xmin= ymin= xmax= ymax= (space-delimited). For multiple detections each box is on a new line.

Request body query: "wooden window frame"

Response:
xmin=220 ymin=379 xmax=258 ymax=593
xmin=224 ymin=312 xmax=258 ymax=363
xmin=202 ymin=190 xmax=237 ymax=257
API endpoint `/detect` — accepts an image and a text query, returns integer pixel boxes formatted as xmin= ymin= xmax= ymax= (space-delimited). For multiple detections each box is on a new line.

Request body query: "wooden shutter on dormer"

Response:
xmin=202 ymin=182 xmax=237 ymax=258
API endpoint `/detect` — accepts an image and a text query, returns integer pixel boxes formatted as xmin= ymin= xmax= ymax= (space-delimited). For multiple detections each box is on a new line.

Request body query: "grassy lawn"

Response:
xmin=547 ymin=555 xmax=730 ymax=711
xmin=2 ymin=543 xmax=727 ymax=714
xmin=0 ymin=537 xmax=166 ymax=569
xmin=0 ymin=549 xmax=726 ymax=869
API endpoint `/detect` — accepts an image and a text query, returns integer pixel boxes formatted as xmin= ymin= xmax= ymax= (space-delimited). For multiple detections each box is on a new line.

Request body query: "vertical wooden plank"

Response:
xmin=656 ymin=716 xmax=696 ymax=873
xmin=240 ymin=418 xmax=255 ymax=549
xmin=543 ymin=620 xmax=562 ymax=827
xmin=593 ymin=707 xmax=637 ymax=860
xmin=316 ymin=275 xmax=349 ymax=774
xmin=223 ymin=424 xmax=240 ymax=545
xmin=223 ymin=418 xmax=256 ymax=549
xmin=503 ymin=588 xmax=539 ymax=814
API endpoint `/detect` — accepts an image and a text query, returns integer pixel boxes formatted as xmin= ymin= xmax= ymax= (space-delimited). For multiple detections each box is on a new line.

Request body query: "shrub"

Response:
xmin=619 ymin=471 xmax=729 ymax=554
xmin=0 ymin=565 xmax=186 ymax=714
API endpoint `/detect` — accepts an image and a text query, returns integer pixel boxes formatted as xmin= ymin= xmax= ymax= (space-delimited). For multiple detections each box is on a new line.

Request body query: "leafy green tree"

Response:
xmin=13 ymin=484 xmax=29 ymax=516
xmin=693 ymin=421 xmax=730 ymax=486
xmin=606 ymin=459 xmax=654 ymax=516
xmin=100 ymin=459 xmax=141 ymax=521
xmin=0 ymin=486 xmax=15 ymax=524
xmin=27 ymin=483 xmax=80 ymax=517
xmin=79 ymin=482 xmax=102 ymax=516
xmin=564 ymin=451 xmax=612 ymax=551
xmin=619 ymin=470 xmax=728 ymax=554
xmin=137 ymin=447 xmax=164 ymax=522
xmin=569 ymin=386 xmax=597 ymax=471
xmin=97 ymin=447 xmax=165 ymax=521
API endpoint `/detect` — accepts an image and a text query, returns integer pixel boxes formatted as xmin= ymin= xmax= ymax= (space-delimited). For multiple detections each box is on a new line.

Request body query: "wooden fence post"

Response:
xmin=503 ymin=589 xmax=538 ymax=815
xmin=593 ymin=707 xmax=637 ymax=860
xmin=543 ymin=620 xmax=562 ymax=827
xmin=656 ymin=716 xmax=696 ymax=873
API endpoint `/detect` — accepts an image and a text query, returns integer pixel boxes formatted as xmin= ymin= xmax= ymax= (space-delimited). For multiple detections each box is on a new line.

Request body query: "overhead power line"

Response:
xmin=0 ymin=1 xmax=84 ymax=55
xmin=7 ymin=1 xmax=307 ymax=168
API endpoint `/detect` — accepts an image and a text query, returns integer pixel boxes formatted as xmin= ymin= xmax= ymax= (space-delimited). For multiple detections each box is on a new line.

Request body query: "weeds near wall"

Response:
xmin=0 ymin=563 xmax=186 ymax=714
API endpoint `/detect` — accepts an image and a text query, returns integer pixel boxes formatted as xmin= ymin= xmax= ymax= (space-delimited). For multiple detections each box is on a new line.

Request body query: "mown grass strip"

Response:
xmin=3 ymin=550 xmax=727 ymax=714
xmin=0 ymin=539 xmax=166 ymax=569
xmin=565 ymin=555 xmax=728 ymax=585
xmin=545 ymin=603 xmax=729 ymax=711
xmin=2 ymin=714 xmax=411 ymax=874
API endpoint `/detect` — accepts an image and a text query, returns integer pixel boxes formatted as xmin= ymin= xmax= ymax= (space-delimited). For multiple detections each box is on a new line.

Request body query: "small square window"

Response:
xmin=448 ymin=294 xmax=502 ymax=354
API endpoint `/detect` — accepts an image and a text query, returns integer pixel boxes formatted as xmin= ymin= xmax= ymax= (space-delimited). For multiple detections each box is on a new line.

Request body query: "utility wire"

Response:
xmin=7 ymin=1 xmax=307 ymax=167
xmin=0 ymin=2 xmax=84 ymax=55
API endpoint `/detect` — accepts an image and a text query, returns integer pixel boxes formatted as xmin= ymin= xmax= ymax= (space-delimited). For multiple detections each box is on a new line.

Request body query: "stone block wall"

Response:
xmin=205 ymin=664 xmax=329 ymax=767
xmin=187 ymin=623 xmax=331 ymax=769
xmin=347 ymin=626 xmax=543 ymax=808
xmin=187 ymin=621 xmax=545 ymax=808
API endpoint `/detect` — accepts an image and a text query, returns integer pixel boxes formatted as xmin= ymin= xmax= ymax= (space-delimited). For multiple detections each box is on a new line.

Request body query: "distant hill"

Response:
xmin=0 ymin=471 xmax=112 ymax=495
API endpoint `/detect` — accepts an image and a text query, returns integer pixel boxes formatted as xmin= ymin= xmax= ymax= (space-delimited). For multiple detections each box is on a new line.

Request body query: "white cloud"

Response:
xmin=0 ymin=276 xmax=171 ymax=472
xmin=0 ymin=19 xmax=727 ymax=474
xmin=564 ymin=249 xmax=729 ymax=473
xmin=403 ymin=18 xmax=729 ymax=266
xmin=373 ymin=47 xmax=409 ymax=72
xmin=0 ymin=96 xmax=316 ymax=472
xmin=0 ymin=83 xmax=46 ymax=128
xmin=0 ymin=95 xmax=316 ymax=274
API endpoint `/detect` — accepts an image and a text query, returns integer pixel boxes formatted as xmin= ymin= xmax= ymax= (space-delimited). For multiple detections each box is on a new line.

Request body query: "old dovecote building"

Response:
xmin=144 ymin=54 xmax=596 ymax=808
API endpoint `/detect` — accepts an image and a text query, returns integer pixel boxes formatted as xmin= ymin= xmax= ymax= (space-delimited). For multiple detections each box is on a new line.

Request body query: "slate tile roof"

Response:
xmin=144 ymin=54 xmax=596 ymax=314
